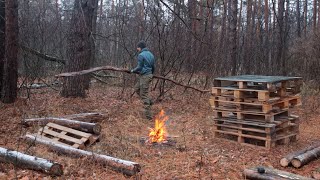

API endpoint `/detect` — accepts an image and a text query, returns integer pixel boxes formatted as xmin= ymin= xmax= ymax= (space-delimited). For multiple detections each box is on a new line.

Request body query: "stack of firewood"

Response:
xmin=209 ymin=75 xmax=302 ymax=149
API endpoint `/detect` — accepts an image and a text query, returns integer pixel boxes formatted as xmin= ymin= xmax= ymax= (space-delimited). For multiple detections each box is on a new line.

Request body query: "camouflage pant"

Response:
xmin=134 ymin=74 xmax=153 ymax=119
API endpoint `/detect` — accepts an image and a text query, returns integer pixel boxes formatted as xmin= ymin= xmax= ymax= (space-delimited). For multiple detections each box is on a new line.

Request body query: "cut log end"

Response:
xmin=93 ymin=124 xmax=101 ymax=134
xmin=291 ymin=159 xmax=302 ymax=168
xmin=280 ymin=158 xmax=289 ymax=167
xmin=50 ymin=163 xmax=64 ymax=176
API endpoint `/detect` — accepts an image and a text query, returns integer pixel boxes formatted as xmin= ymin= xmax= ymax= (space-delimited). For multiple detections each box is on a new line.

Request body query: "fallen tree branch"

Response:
xmin=20 ymin=45 xmax=66 ymax=64
xmin=25 ymin=134 xmax=141 ymax=176
xmin=0 ymin=147 xmax=63 ymax=176
xmin=55 ymin=66 xmax=210 ymax=93
xmin=291 ymin=146 xmax=320 ymax=168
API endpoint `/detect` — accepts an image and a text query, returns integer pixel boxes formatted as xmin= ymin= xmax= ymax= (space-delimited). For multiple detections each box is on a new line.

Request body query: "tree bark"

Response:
xmin=229 ymin=0 xmax=237 ymax=75
xmin=0 ymin=0 xmax=4 ymax=93
xmin=243 ymin=166 xmax=314 ymax=180
xmin=0 ymin=147 xmax=63 ymax=176
xmin=280 ymin=143 xmax=320 ymax=167
xmin=23 ymin=117 xmax=101 ymax=134
xmin=297 ymin=0 xmax=301 ymax=37
xmin=304 ymin=0 xmax=308 ymax=37
xmin=61 ymin=0 xmax=97 ymax=98
xmin=1 ymin=0 xmax=19 ymax=103
xmin=244 ymin=0 xmax=253 ymax=74
xmin=313 ymin=0 xmax=318 ymax=31
xmin=25 ymin=134 xmax=141 ymax=176
xmin=56 ymin=66 xmax=210 ymax=93
xmin=291 ymin=146 xmax=320 ymax=168
xmin=63 ymin=112 xmax=105 ymax=122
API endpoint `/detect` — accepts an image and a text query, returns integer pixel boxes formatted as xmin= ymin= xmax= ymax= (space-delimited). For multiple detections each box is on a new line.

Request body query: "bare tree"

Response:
xmin=61 ymin=0 xmax=98 ymax=98
xmin=297 ymin=0 xmax=301 ymax=37
xmin=229 ymin=0 xmax=237 ymax=75
xmin=2 ymin=0 xmax=19 ymax=103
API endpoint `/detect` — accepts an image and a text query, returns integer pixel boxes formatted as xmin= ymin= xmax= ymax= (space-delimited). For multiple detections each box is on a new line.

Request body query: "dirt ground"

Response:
xmin=0 ymin=83 xmax=319 ymax=180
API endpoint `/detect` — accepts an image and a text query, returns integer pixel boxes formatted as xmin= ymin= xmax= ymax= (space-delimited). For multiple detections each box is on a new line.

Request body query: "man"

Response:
xmin=130 ymin=41 xmax=155 ymax=120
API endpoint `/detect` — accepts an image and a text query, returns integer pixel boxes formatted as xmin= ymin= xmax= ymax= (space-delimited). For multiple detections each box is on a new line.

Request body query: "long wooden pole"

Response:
xmin=25 ymin=134 xmax=141 ymax=176
xmin=291 ymin=146 xmax=320 ymax=168
xmin=0 ymin=147 xmax=63 ymax=176
xmin=55 ymin=66 xmax=210 ymax=93
xmin=23 ymin=117 xmax=101 ymax=134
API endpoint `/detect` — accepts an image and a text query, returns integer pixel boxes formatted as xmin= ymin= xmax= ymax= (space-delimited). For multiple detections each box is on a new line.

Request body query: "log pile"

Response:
xmin=280 ymin=143 xmax=320 ymax=168
xmin=210 ymin=75 xmax=302 ymax=149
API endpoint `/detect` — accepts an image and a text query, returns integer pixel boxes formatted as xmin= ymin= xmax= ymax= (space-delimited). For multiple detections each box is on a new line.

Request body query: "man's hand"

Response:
xmin=129 ymin=69 xmax=134 ymax=73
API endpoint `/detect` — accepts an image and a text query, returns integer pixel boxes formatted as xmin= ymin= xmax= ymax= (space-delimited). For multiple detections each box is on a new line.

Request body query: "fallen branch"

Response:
xmin=243 ymin=166 xmax=313 ymax=180
xmin=0 ymin=147 xmax=63 ymax=176
xmin=25 ymin=134 xmax=141 ymax=176
xmin=280 ymin=143 xmax=320 ymax=167
xmin=291 ymin=146 xmax=320 ymax=168
xmin=22 ymin=117 xmax=101 ymax=135
xmin=55 ymin=66 xmax=210 ymax=93
xmin=20 ymin=45 xmax=66 ymax=64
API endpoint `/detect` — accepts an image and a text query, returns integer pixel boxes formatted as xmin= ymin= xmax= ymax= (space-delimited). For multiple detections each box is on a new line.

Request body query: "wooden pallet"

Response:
xmin=212 ymin=109 xmax=289 ymax=122
xmin=212 ymin=116 xmax=299 ymax=149
xmin=209 ymin=96 xmax=301 ymax=113
xmin=37 ymin=123 xmax=99 ymax=149
xmin=213 ymin=75 xmax=302 ymax=92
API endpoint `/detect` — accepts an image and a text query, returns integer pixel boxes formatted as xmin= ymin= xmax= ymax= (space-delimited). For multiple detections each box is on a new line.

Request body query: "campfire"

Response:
xmin=140 ymin=110 xmax=176 ymax=146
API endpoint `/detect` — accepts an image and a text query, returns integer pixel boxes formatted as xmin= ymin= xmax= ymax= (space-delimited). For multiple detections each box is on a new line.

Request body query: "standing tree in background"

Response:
xmin=2 ymin=0 xmax=19 ymax=103
xmin=61 ymin=0 xmax=98 ymax=98
xmin=0 ymin=0 xmax=5 ymax=93
xmin=229 ymin=0 xmax=237 ymax=75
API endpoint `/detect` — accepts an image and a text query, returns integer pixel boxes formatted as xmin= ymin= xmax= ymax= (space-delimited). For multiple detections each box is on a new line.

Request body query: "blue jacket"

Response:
xmin=132 ymin=48 xmax=155 ymax=75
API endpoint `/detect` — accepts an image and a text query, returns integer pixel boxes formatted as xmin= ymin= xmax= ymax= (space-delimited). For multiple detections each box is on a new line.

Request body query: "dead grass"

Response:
xmin=0 ymin=83 xmax=319 ymax=179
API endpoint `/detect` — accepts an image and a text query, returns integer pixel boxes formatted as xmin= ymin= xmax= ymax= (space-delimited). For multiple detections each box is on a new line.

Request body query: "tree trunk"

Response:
xmin=0 ymin=147 xmax=63 ymax=176
xmin=297 ymin=0 xmax=301 ymax=37
xmin=1 ymin=0 xmax=19 ymax=103
xmin=243 ymin=167 xmax=314 ymax=180
xmin=61 ymin=0 xmax=97 ymax=97
xmin=23 ymin=117 xmax=101 ymax=134
xmin=0 ymin=0 xmax=4 ymax=94
xmin=291 ymin=146 xmax=320 ymax=168
xmin=244 ymin=0 xmax=253 ymax=74
xmin=304 ymin=0 xmax=308 ymax=37
xmin=229 ymin=0 xmax=237 ymax=75
xmin=313 ymin=0 xmax=317 ymax=31
xmin=63 ymin=112 xmax=105 ymax=122
xmin=280 ymin=143 xmax=320 ymax=167
xmin=276 ymin=0 xmax=285 ymax=75
xmin=25 ymin=134 xmax=141 ymax=176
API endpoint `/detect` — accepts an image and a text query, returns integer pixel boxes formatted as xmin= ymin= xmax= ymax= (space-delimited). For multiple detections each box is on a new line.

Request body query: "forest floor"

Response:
xmin=0 ymin=82 xmax=320 ymax=180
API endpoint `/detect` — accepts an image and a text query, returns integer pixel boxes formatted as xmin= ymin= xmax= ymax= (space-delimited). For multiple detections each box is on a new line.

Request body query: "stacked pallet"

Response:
xmin=209 ymin=75 xmax=302 ymax=149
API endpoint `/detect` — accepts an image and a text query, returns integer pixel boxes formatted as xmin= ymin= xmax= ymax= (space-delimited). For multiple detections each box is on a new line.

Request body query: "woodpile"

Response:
xmin=281 ymin=143 xmax=320 ymax=168
xmin=209 ymin=75 xmax=302 ymax=149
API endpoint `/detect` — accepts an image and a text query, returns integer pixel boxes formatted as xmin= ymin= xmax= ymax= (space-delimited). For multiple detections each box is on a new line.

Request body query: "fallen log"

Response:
xmin=25 ymin=134 xmax=140 ymax=176
xmin=243 ymin=166 xmax=313 ymax=180
xmin=55 ymin=66 xmax=210 ymax=93
xmin=22 ymin=117 xmax=101 ymax=134
xmin=291 ymin=146 xmax=320 ymax=168
xmin=63 ymin=112 xmax=105 ymax=122
xmin=0 ymin=147 xmax=63 ymax=176
xmin=280 ymin=143 xmax=320 ymax=167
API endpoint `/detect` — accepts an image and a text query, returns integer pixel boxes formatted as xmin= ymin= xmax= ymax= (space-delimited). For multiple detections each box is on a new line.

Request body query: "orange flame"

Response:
xmin=149 ymin=110 xmax=169 ymax=143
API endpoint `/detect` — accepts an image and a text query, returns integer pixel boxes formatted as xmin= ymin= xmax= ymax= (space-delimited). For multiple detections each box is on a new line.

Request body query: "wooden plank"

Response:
xmin=213 ymin=118 xmax=276 ymax=128
xmin=46 ymin=123 xmax=91 ymax=138
xmin=214 ymin=129 xmax=268 ymax=141
xmin=213 ymin=86 xmax=269 ymax=92
xmin=39 ymin=127 xmax=84 ymax=144
xmin=214 ymin=123 xmax=268 ymax=133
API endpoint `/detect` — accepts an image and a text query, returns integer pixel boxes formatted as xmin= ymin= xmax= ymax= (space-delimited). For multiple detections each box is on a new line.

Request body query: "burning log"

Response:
xmin=24 ymin=134 xmax=141 ymax=176
xmin=22 ymin=117 xmax=101 ymax=134
xmin=0 ymin=147 xmax=63 ymax=176
xmin=291 ymin=146 xmax=320 ymax=168
xmin=280 ymin=143 xmax=320 ymax=167
xmin=243 ymin=166 xmax=313 ymax=180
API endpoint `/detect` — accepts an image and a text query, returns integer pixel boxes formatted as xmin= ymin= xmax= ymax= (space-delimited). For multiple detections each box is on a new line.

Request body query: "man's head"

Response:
xmin=137 ymin=41 xmax=146 ymax=52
